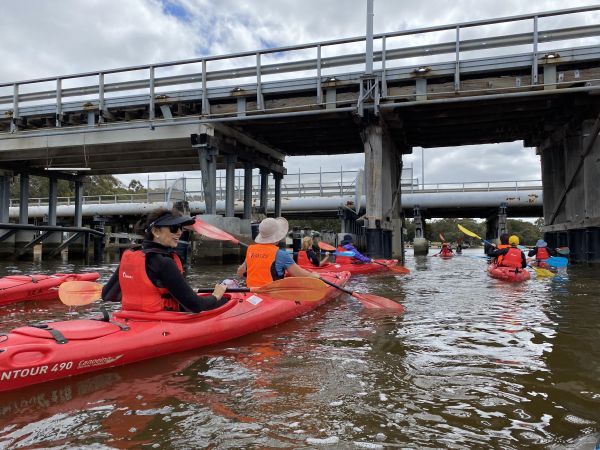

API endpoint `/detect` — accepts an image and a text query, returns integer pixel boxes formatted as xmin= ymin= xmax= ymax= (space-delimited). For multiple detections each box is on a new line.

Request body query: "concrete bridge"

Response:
xmin=1 ymin=5 xmax=600 ymax=261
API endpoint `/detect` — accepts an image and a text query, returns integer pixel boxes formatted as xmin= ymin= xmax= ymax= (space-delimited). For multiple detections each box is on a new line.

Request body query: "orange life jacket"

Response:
xmin=499 ymin=247 xmax=523 ymax=268
xmin=336 ymin=246 xmax=353 ymax=264
xmin=496 ymin=244 xmax=510 ymax=265
xmin=245 ymin=243 xmax=281 ymax=288
xmin=536 ymin=247 xmax=550 ymax=260
xmin=297 ymin=250 xmax=312 ymax=266
xmin=119 ymin=249 xmax=182 ymax=312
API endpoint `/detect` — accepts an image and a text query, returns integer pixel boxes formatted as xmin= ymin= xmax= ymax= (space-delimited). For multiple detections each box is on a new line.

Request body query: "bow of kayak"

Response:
xmin=0 ymin=272 xmax=101 ymax=306
xmin=299 ymin=259 xmax=399 ymax=275
xmin=0 ymin=271 xmax=350 ymax=392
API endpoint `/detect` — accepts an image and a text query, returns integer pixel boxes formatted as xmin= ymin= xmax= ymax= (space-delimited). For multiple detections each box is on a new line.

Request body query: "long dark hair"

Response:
xmin=134 ymin=207 xmax=184 ymax=241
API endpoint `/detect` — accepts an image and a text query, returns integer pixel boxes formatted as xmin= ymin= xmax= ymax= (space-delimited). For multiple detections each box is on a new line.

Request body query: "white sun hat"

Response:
xmin=255 ymin=217 xmax=289 ymax=244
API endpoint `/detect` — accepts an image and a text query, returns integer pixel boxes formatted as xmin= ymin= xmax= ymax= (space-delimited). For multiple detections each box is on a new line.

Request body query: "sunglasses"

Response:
xmin=163 ymin=224 xmax=184 ymax=233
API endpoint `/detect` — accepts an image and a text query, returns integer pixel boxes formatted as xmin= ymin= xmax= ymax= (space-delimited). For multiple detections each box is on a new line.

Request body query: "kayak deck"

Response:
xmin=299 ymin=259 xmax=399 ymax=275
xmin=487 ymin=263 xmax=531 ymax=282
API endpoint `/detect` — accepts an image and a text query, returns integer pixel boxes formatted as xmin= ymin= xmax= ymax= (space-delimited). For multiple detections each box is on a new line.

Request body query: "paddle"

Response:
xmin=59 ymin=278 xmax=330 ymax=306
xmin=318 ymin=277 xmax=405 ymax=311
xmin=439 ymin=233 xmax=446 ymax=242
xmin=527 ymin=265 xmax=555 ymax=278
xmin=556 ymin=247 xmax=570 ymax=256
xmin=457 ymin=224 xmax=495 ymax=247
xmin=318 ymin=241 xmax=410 ymax=274
xmin=192 ymin=218 xmax=248 ymax=247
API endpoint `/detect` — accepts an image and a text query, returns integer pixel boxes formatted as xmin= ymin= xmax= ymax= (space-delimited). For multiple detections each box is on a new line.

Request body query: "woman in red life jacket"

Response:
xmin=101 ymin=208 xmax=228 ymax=312
xmin=527 ymin=239 xmax=555 ymax=263
xmin=298 ymin=236 xmax=330 ymax=267
xmin=487 ymin=235 xmax=527 ymax=269
xmin=236 ymin=217 xmax=321 ymax=288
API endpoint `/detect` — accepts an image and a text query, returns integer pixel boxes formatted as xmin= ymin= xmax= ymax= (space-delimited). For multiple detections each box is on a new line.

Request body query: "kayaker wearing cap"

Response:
xmin=335 ymin=234 xmax=371 ymax=264
xmin=528 ymin=239 xmax=555 ymax=260
xmin=298 ymin=236 xmax=330 ymax=267
xmin=102 ymin=207 xmax=228 ymax=312
xmin=236 ymin=217 xmax=320 ymax=288
xmin=487 ymin=234 xmax=527 ymax=269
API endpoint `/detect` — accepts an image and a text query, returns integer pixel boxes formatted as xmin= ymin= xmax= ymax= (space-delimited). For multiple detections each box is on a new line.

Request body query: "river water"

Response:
xmin=0 ymin=249 xmax=599 ymax=449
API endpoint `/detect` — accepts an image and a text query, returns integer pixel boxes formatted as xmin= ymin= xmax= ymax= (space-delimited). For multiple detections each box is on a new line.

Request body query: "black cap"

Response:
xmin=151 ymin=214 xmax=195 ymax=228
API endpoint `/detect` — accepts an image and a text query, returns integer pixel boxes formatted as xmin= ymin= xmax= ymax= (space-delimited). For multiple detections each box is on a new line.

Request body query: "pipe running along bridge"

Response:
xmin=0 ymin=5 xmax=599 ymax=261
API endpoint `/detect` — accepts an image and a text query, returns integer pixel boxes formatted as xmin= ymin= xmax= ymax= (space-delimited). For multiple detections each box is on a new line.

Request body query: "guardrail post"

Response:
xmin=98 ymin=72 xmax=105 ymax=123
xmin=256 ymin=53 xmax=264 ymax=110
xmin=381 ymin=36 xmax=387 ymax=98
xmin=532 ymin=15 xmax=539 ymax=84
xmin=149 ymin=66 xmax=155 ymax=122
xmin=201 ymin=60 xmax=210 ymax=115
xmin=316 ymin=45 xmax=322 ymax=104
xmin=10 ymin=84 xmax=19 ymax=133
xmin=56 ymin=78 xmax=62 ymax=127
xmin=454 ymin=26 xmax=461 ymax=92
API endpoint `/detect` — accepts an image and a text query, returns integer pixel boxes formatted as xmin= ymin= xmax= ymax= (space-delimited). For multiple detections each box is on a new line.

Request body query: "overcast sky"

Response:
xmin=1 ymin=0 xmax=598 ymax=187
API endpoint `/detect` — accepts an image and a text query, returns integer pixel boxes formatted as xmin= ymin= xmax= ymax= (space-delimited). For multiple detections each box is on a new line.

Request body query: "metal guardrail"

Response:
xmin=1 ymin=5 xmax=599 ymax=132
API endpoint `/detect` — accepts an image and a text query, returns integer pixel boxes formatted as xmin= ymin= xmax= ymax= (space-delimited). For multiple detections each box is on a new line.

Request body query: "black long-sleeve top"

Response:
xmin=102 ymin=241 xmax=227 ymax=312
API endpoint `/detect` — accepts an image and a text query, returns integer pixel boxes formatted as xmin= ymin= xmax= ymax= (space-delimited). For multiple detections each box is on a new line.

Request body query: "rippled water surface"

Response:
xmin=0 ymin=249 xmax=599 ymax=449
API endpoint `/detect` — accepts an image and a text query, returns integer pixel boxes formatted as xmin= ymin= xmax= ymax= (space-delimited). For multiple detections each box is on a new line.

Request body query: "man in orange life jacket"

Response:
xmin=236 ymin=217 xmax=321 ymax=288
xmin=102 ymin=208 xmax=228 ymax=312
xmin=487 ymin=234 xmax=527 ymax=269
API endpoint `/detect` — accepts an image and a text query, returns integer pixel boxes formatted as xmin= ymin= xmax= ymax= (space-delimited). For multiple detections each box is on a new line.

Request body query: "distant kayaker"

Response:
xmin=487 ymin=234 xmax=527 ymax=269
xmin=528 ymin=239 xmax=556 ymax=261
xmin=236 ymin=217 xmax=320 ymax=288
xmin=436 ymin=242 xmax=454 ymax=256
xmin=102 ymin=208 xmax=228 ymax=312
xmin=336 ymin=234 xmax=371 ymax=264
xmin=298 ymin=236 xmax=330 ymax=267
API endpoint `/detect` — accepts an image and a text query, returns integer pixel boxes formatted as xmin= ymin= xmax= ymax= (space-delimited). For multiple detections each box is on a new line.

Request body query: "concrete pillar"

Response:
xmin=412 ymin=205 xmax=429 ymax=255
xmin=19 ymin=173 xmax=29 ymax=224
xmin=69 ymin=178 xmax=87 ymax=258
xmin=222 ymin=216 xmax=241 ymax=263
xmin=198 ymin=148 xmax=218 ymax=215
xmin=362 ymin=123 xmax=395 ymax=258
xmin=42 ymin=176 xmax=62 ymax=258
xmin=273 ymin=172 xmax=283 ymax=217
xmin=225 ymin=154 xmax=236 ymax=217
xmin=0 ymin=174 xmax=14 ymax=258
xmin=192 ymin=214 xmax=223 ymax=264
xmin=243 ymin=162 xmax=253 ymax=219
xmin=259 ymin=168 xmax=269 ymax=215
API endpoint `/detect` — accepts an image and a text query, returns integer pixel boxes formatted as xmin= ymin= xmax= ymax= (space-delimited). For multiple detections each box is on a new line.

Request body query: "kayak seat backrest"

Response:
xmin=113 ymin=295 xmax=237 ymax=322
xmin=12 ymin=320 xmax=122 ymax=340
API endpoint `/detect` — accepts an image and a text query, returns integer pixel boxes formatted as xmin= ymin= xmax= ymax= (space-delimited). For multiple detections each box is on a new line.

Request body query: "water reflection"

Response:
xmin=0 ymin=250 xmax=599 ymax=448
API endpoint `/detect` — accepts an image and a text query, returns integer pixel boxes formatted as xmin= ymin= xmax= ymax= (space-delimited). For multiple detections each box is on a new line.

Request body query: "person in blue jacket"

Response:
xmin=337 ymin=234 xmax=372 ymax=264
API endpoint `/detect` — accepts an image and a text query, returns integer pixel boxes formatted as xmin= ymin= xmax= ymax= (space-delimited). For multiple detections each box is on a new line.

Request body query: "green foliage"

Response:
xmin=9 ymin=175 xmax=146 ymax=198
xmin=288 ymin=218 xmax=340 ymax=233
xmin=506 ymin=219 xmax=542 ymax=246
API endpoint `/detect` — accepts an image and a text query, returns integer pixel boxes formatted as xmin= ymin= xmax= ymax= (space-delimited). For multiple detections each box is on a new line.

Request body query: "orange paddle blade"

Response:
xmin=352 ymin=292 xmax=406 ymax=312
xmin=58 ymin=281 xmax=103 ymax=306
xmin=192 ymin=218 xmax=241 ymax=245
xmin=253 ymin=277 xmax=329 ymax=302
xmin=317 ymin=241 xmax=337 ymax=252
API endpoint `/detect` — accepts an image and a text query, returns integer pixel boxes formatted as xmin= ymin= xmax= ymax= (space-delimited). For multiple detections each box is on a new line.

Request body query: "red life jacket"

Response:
xmin=297 ymin=250 xmax=312 ymax=266
xmin=536 ymin=247 xmax=550 ymax=260
xmin=499 ymin=247 xmax=523 ymax=268
xmin=336 ymin=246 xmax=353 ymax=264
xmin=119 ymin=249 xmax=182 ymax=312
xmin=245 ymin=243 xmax=280 ymax=288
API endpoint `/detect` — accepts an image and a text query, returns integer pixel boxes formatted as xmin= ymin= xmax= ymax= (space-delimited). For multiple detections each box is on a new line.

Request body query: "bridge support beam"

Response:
xmin=42 ymin=176 xmax=62 ymax=258
xmin=273 ymin=172 xmax=283 ymax=217
xmin=243 ymin=162 xmax=253 ymax=220
xmin=361 ymin=123 xmax=400 ymax=258
xmin=540 ymin=118 xmax=600 ymax=262
xmin=485 ymin=203 xmax=507 ymax=251
xmin=69 ymin=178 xmax=86 ymax=258
xmin=197 ymin=148 xmax=218 ymax=215
xmin=225 ymin=154 xmax=236 ymax=217
xmin=15 ymin=173 xmax=33 ymax=258
xmin=259 ymin=168 xmax=269 ymax=215
xmin=412 ymin=205 xmax=429 ymax=255
xmin=0 ymin=174 xmax=15 ymax=258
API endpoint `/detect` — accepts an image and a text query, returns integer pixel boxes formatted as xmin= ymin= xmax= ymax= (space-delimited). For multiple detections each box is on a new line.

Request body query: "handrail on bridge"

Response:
xmin=1 ymin=5 xmax=599 ymax=135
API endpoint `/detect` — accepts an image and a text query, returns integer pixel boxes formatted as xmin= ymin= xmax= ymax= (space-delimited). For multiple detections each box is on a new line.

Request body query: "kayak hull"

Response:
xmin=299 ymin=259 xmax=399 ymax=275
xmin=0 ymin=272 xmax=350 ymax=392
xmin=487 ymin=263 xmax=530 ymax=282
xmin=0 ymin=272 xmax=101 ymax=306
xmin=438 ymin=253 xmax=454 ymax=259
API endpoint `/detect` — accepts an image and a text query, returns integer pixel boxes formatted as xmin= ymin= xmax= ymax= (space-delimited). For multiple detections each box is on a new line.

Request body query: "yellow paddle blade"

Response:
xmin=254 ymin=277 xmax=329 ymax=302
xmin=58 ymin=281 xmax=103 ymax=306
xmin=529 ymin=266 xmax=555 ymax=278
xmin=457 ymin=224 xmax=482 ymax=240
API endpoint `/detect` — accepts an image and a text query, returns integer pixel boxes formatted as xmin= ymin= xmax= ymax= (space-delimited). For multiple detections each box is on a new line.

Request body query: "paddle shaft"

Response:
xmin=319 ymin=277 xmax=355 ymax=296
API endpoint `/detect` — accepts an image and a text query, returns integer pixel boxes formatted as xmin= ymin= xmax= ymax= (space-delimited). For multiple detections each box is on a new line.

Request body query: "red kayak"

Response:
xmin=299 ymin=259 xmax=400 ymax=275
xmin=0 ymin=272 xmax=101 ymax=306
xmin=0 ymin=271 xmax=350 ymax=392
xmin=487 ymin=263 xmax=531 ymax=282
xmin=438 ymin=253 xmax=454 ymax=259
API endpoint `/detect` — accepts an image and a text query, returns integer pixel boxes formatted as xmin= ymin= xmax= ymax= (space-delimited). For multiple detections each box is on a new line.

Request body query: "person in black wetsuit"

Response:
xmin=102 ymin=208 xmax=228 ymax=313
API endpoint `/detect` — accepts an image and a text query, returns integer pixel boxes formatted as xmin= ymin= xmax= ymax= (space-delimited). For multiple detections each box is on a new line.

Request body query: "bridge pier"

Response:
xmin=539 ymin=118 xmax=600 ymax=262
xmin=361 ymin=123 xmax=402 ymax=259
xmin=0 ymin=173 xmax=14 ymax=258
xmin=485 ymin=203 xmax=507 ymax=251
xmin=412 ymin=206 xmax=429 ymax=255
